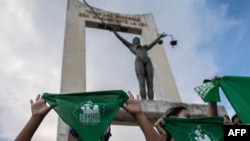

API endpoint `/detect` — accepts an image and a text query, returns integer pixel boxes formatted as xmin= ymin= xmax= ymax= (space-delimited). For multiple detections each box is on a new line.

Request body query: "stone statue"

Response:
xmin=107 ymin=25 xmax=167 ymax=100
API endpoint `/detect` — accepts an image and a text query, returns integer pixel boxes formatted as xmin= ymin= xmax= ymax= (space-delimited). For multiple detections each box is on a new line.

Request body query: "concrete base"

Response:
xmin=113 ymin=100 xmax=227 ymax=125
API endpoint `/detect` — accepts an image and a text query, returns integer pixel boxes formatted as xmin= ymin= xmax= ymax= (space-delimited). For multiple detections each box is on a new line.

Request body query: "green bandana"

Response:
xmin=42 ymin=90 xmax=128 ymax=141
xmin=194 ymin=80 xmax=220 ymax=102
xmin=195 ymin=76 xmax=250 ymax=124
xmin=164 ymin=117 xmax=224 ymax=141
xmin=219 ymin=76 xmax=250 ymax=124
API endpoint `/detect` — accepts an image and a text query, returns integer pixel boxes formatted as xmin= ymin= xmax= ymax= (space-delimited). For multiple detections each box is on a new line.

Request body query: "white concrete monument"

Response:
xmin=57 ymin=0 xmax=227 ymax=140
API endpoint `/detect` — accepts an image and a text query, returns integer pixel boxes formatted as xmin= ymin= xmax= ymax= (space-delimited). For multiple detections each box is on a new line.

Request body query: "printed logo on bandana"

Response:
xmin=189 ymin=125 xmax=217 ymax=141
xmin=194 ymin=82 xmax=215 ymax=99
xmin=79 ymin=101 xmax=101 ymax=125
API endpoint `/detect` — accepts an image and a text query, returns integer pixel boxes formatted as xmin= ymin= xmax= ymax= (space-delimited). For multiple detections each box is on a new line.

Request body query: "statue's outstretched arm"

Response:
xmin=106 ymin=25 xmax=132 ymax=48
xmin=146 ymin=33 xmax=167 ymax=50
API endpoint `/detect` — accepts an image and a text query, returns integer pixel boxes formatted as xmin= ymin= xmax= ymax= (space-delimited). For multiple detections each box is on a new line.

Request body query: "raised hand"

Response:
xmin=15 ymin=94 xmax=52 ymax=141
xmin=122 ymin=91 xmax=142 ymax=116
xmin=211 ymin=75 xmax=221 ymax=81
xmin=30 ymin=94 xmax=51 ymax=118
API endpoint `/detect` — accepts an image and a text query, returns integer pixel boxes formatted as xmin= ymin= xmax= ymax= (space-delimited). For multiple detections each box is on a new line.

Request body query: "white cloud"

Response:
xmin=0 ymin=1 xmax=62 ymax=140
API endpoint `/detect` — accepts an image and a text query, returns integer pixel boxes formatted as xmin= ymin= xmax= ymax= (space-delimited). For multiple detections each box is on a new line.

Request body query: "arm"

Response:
xmin=15 ymin=94 xmax=52 ymax=141
xmin=207 ymin=102 xmax=218 ymax=117
xmin=145 ymin=33 xmax=167 ymax=50
xmin=206 ymin=76 xmax=221 ymax=117
xmin=106 ymin=25 xmax=132 ymax=47
xmin=123 ymin=91 xmax=161 ymax=141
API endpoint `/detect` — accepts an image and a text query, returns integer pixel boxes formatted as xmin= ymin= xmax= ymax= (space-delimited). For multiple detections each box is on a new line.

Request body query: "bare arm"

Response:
xmin=107 ymin=25 xmax=132 ymax=47
xmin=145 ymin=33 xmax=167 ymax=50
xmin=15 ymin=94 xmax=51 ymax=141
xmin=123 ymin=91 xmax=161 ymax=141
xmin=207 ymin=102 xmax=218 ymax=117
xmin=207 ymin=76 xmax=220 ymax=117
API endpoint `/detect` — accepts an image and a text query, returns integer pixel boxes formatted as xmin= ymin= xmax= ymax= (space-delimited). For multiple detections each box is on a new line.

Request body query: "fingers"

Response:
xmin=155 ymin=124 xmax=166 ymax=135
xmin=127 ymin=91 xmax=141 ymax=100
xmin=223 ymin=116 xmax=233 ymax=125
xmin=212 ymin=75 xmax=221 ymax=81
xmin=30 ymin=94 xmax=40 ymax=105
xmin=155 ymin=123 xmax=167 ymax=136
xmin=35 ymin=94 xmax=41 ymax=101
xmin=31 ymin=94 xmax=44 ymax=105
xmin=127 ymin=91 xmax=134 ymax=99
xmin=154 ymin=117 xmax=164 ymax=126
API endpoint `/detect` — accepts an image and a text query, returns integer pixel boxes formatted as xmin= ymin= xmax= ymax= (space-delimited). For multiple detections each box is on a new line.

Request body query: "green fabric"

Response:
xmin=194 ymin=75 xmax=250 ymax=124
xmin=219 ymin=76 xmax=250 ymax=124
xmin=42 ymin=90 xmax=128 ymax=141
xmin=164 ymin=117 xmax=224 ymax=141
xmin=194 ymin=80 xmax=220 ymax=102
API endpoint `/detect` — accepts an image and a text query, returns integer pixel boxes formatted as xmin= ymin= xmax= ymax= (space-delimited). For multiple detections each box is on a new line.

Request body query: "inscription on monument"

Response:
xmin=79 ymin=10 xmax=147 ymax=27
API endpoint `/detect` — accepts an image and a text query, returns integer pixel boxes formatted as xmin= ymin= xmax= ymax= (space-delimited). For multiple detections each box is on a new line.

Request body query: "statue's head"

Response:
xmin=132 ymin=37 xmax=140 ymax=45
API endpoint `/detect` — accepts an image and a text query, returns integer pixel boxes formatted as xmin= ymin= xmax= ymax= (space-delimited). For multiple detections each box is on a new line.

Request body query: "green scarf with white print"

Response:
xmin=42 ymin=90 xmax=128 ymax=141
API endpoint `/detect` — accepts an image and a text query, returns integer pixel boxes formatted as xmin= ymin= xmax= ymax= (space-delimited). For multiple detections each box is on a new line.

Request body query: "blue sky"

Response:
xmin=207 ymin=0 xmax=250 ymax=71
xmin=1 ymin=0 xmax=250 ymax=140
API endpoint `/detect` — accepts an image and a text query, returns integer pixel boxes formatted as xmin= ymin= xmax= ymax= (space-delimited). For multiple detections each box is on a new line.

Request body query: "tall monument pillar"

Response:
xmin=58 ymin=0 xmax=87 ymax=140
xmin=58 ymin=0 xmax=227 ymax=140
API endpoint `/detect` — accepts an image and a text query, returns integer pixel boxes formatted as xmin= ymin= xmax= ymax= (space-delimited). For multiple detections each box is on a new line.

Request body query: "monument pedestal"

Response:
xmin=113 ymin=100 xmax=227 ymax=125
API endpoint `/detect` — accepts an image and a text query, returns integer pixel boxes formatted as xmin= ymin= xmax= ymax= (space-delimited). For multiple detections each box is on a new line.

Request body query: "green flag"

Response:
xmin=194 ymin=80 xmax=220 ymax=102
xmin=219 ymin=76 xmax=250 ymax=124
xmin=42 ymin=90 xmax=128 ymax=141
xmin=164 ymin=117 xmax=224 ymax=141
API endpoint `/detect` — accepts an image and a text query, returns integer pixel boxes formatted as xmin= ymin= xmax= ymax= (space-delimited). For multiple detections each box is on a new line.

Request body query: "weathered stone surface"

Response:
xmin=113 ymin=100 xmax=227 ymax=125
